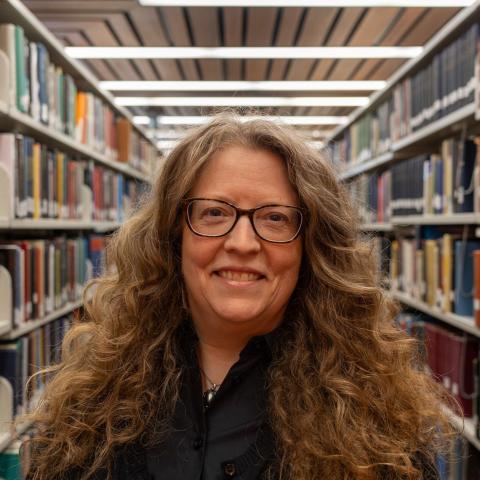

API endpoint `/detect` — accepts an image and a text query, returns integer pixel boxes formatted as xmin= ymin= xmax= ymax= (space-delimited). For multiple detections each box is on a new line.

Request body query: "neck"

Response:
xmin=196 ymin=338 xmax=242 ymax=389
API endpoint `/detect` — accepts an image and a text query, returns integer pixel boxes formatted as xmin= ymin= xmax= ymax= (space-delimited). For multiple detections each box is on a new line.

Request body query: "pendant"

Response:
xmin=206 ymin=388 xmax=216 ymax=403
xmin=203 ymin=383 xmax=219 ymax=408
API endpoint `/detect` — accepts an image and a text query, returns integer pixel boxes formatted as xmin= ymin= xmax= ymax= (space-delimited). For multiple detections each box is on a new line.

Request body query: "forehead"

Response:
xmin=190 ymin=145 xmax=298 ymax=205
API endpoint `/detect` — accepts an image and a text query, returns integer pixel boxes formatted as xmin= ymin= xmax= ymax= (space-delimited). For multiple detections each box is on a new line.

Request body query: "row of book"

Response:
xmin=349 ymin=170 xmax=392 ymax=224
xmin=347 ymin=136 xmax=478 ymax=221
xmin=0 ymin=133 xmax=149 ymax=222
xmin=0 ymin=24 xmax=157 ymax=175
xmin=396 ymin=312 xmax=480 ymax=479
xmin=0 ymin=234 xmax=107 ymax=330
xmin=329 ymin=22 xmax=479 ymax=169
xmin=0 ymin=313 xmax=73 ymax=419
xmin=389 ymin=234 xmax=480 ymax=321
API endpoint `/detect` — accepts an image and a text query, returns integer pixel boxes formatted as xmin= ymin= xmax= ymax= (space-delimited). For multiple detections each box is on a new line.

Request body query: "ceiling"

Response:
xmin=23 ymin=0 xmax=461 ymax=140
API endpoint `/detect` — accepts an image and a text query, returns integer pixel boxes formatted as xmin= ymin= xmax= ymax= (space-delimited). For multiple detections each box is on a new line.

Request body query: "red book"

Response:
xmin=424 ymin=323 xmax=439 ymax=377
xmin=447 ymin=332 xmax=479 ymax=417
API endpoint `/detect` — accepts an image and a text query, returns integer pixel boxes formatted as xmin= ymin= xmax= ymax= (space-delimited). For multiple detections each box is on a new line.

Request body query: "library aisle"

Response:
xmin=0 ymin=0 xmax=480 ymax=479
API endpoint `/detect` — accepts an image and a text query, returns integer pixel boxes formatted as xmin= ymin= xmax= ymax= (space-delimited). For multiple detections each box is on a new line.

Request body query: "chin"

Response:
xmin=214 ymin=304 xmax=267 ymax=325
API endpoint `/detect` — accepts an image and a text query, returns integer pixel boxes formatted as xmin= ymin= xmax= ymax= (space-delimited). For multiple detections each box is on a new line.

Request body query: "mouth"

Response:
xmin=214 ymin=270 xmax=265 ymax=282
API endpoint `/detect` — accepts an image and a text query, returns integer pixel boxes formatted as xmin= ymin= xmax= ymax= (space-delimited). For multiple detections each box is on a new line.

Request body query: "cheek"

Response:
xmin=181 ymin=229 xmax=219 ymax=281
xmin=271 ymin=243 xmax=303 ymax=288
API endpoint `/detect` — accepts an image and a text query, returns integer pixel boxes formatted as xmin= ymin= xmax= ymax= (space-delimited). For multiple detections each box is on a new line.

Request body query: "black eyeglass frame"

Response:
xmin=183 ymin=197 xmax=304 ymax=244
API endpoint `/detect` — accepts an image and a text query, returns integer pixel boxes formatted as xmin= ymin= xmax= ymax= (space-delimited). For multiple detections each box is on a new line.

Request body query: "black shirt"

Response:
xmin=144 ymin=327 xmax=277 ymax=480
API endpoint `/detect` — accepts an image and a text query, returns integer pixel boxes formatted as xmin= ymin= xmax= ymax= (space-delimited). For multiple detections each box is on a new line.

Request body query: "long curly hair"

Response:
xmin=23 ymin=113 xmax=457 ymax=479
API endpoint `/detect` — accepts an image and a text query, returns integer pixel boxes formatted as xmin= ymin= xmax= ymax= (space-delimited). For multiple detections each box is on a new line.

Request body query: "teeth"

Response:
xmin=218 ymin=270 xmax=261 ymax=282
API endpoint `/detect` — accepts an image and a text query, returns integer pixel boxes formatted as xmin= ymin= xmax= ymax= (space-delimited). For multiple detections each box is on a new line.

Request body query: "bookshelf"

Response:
xmin=0 ymin=0 xmax=158 ymax=459
xmin=0 ymin=219 xmax=121 ymax=231
xmin=327 ymin=2 xmax=480 ymax=461
xmin=339 ymin=152 xmax=395 ymax=181
xmin=390 ymin=214 xmax=480 ymax=226
xmin=391 ymin=290 xmax=480 ymax=338
xmin=328 ymin=1 xmax=480 ymax=145
xmin=0 ymin=101 xmax=150 ymax=184
xmin=1 ymin=299 xmax=82 ymax=341
xmin=0 ymin=0 xmax=151 ymax=150
xmin=452 ymin=415 xmax=480 ymax=452
xmin=337 ymin=104 xmax=477 ymax=182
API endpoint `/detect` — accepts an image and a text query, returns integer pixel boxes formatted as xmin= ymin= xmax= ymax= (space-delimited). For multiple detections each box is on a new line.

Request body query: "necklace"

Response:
xmin=199 ymin=366 xmax=221 ymax=406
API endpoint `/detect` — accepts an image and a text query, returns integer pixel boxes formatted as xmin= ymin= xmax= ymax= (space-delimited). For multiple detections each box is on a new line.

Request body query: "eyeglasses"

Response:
xmin=184 ymin=198 xmax=304 ymax=243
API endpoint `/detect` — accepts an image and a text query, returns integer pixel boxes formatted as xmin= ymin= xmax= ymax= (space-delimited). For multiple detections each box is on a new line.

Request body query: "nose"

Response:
xmin=223 ymin=215 xmax=261 ymax=254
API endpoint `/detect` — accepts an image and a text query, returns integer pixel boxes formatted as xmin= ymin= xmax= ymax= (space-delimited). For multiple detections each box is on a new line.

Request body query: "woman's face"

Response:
xmin=181 ymin=145 xmax=303 ymax=338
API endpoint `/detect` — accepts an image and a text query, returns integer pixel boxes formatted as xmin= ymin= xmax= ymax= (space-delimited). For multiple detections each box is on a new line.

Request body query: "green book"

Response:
xmin=14 ymin=26 xmax=28 ymax=113
xmin=0 ymin=440 xmax=21 ymax=480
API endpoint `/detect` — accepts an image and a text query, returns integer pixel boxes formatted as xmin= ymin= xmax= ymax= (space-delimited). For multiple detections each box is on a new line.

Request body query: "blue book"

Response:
xmin=117 ymin=173 xmax=124 ymax=223
xmin=23 ymin=136 xmax=33 ymax=219
xmin=453 ymin=140 xmax=476 ymax=213
xmin=0 ymin=341 xmax=23 ymax=417
xmin=433 ymin=156 xmax=443 ymax=215
xmin=435 ymin=452 xmax=448 ymax=480
xmin=454 ymin=240 xmax=480 ymax=316
xmin=37 ymin=43 xmax=49 ymax=125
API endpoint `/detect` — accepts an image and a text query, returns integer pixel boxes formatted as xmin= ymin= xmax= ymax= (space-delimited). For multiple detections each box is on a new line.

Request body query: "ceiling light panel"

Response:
xmin=65 ymin=46 xmax=422 ymax=59
xmin=116 ymin=97 xmax=369 ymax=107
xmin=135 ymin=115 xmax=349 ymax=125
xmin=138 ymin=0 xmax=473 ymax=6
xmin=100 ymin=80 xmax=386 ymax=91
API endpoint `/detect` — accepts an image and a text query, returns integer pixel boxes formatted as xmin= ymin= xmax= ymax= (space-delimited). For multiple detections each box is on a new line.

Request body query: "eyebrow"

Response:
xmin=193 ymin=196 xmax=301 ymax=209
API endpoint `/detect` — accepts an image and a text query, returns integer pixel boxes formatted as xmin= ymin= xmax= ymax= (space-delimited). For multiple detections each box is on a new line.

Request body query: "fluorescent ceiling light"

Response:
xmin=157 ymin=140 xmax=179 ymax=149
xmin=101 ymin=80 xmax=386 ymax=91
xmin=151 ymin=130 xmax=186 ymax=139
xmin=138 ymin=0 xmax=472 ymax=6
xmin=151 ymin=128 xmax=332 ymax=139
xmin=135 ymin=115 xmax=349 ymax=125
xmin=66 ymin=46 xmax=422 ymax=59
xmin=157 ymin=139 xmax=324 ymax=149
xmin=133 ymin=116 xmax=151 ymax=125
xmin=116 ymin=96 xmax=369 ymax=107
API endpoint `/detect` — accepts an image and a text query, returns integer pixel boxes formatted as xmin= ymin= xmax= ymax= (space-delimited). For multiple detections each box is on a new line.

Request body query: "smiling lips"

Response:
xmin=215 ymin=270 xmax=265 ymax=282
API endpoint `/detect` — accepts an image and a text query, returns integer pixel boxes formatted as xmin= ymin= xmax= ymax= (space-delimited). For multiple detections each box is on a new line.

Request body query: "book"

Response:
xmin=14 ymin=25 xmax=28 ymax=113
xmin=474 ymin=250 xmax=480 ymax=328
xmin=454 ymin=239 xmax=480 ymax=317
xmin=0 ymin=134 xmax=16 ymax=220
xmin=0 ymin=24 xmax=16 ymax=107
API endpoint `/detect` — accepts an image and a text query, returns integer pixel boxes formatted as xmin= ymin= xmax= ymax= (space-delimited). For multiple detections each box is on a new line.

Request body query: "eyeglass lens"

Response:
xmin=187 ymin=199 xmax=301 ymax=242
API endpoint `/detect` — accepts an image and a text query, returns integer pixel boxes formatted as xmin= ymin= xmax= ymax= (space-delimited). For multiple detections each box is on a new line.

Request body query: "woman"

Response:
xmin=24 ymin=114 xmax=456 ymax=480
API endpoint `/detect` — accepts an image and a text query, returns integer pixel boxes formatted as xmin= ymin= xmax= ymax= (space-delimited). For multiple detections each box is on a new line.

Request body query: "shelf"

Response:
xmin=0 ymin=219 xmax=121 ymax=231
xmin=0 ymin=0 xmax=155 ymax=149
xmin=391 ymin=213 xmax=479 ymax=226
xmin=392 ymin=103 xmax=476 ymax=155
xmin=0 ymin=299 xmax=82 ymax=341
xmin=328 ymin=1 xmax=480 ymax=142
xmin=0 ymin=103 xmax=150 ymax=184
xmin=0 ymin=419 xmax=32 ymax=453
xmin=445 ymin=408 xmax=480 ymax=452
xmin=0 ymin=322 xmax=11 ymax=337
xmin=360 ymin=223 xmax=393 ymax=232
xmin=340 ymin=152 xmax=395 ymax=181
xmin=0 ymin=388 xmax=43 ymax=453
xmin=338 ymin=103 xmax=476 ymax=181
xmin=391 ymin=290 xmax=480 ymax=338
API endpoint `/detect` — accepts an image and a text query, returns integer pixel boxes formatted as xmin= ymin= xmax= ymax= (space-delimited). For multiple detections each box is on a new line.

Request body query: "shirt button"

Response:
xmin=193 ymin=437 xmax=203 ymax=449
xmin=223 ymin=463 xmax=236 ymax=477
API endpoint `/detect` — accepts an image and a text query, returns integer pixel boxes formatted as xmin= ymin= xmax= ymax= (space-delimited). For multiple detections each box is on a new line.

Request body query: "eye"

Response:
xmin=201 ymin=207 xmax=229 ymax=217
xmin=266 ymin=212 xmax=289 ymax=223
